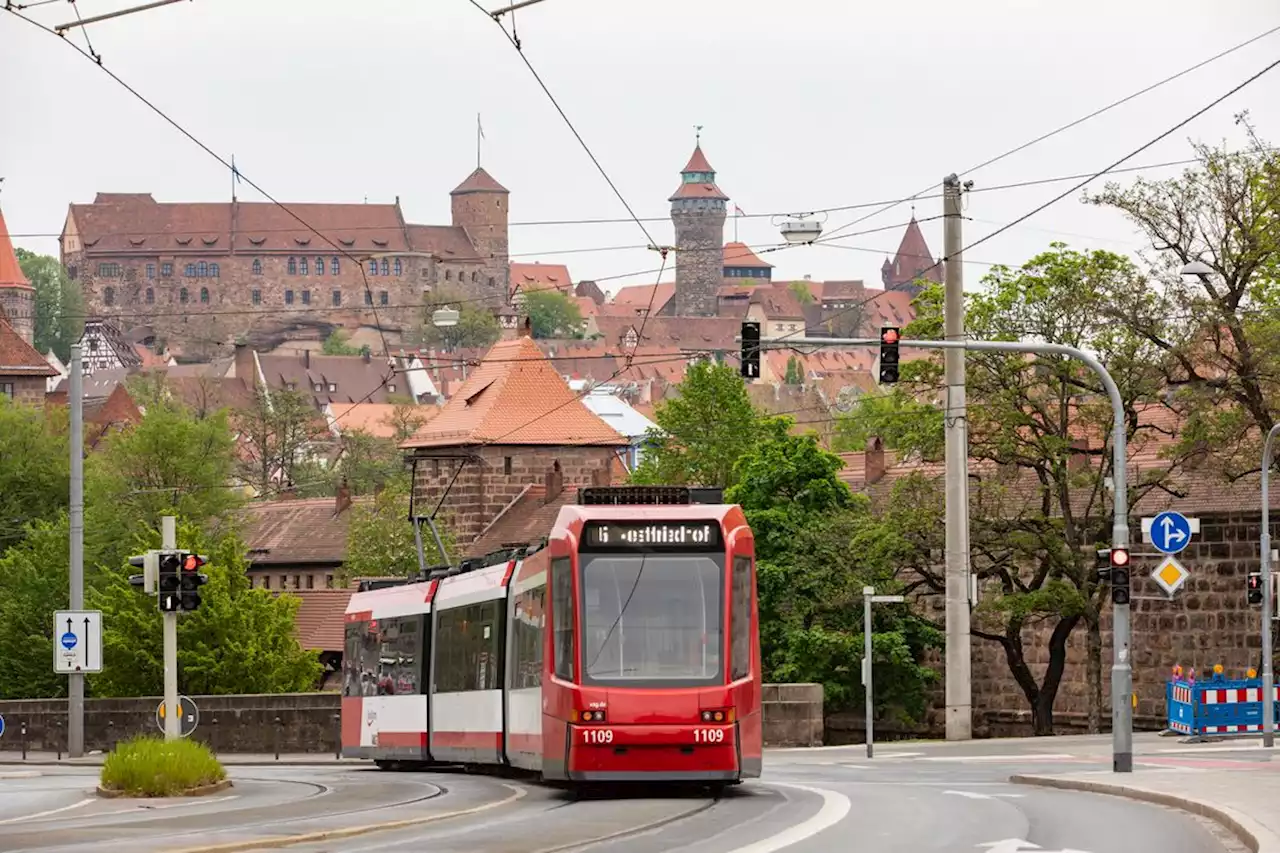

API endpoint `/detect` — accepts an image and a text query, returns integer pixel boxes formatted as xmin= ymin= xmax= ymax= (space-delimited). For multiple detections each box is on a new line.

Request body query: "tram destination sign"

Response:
xmin=582 ymin=521 xmax=722 ymax=550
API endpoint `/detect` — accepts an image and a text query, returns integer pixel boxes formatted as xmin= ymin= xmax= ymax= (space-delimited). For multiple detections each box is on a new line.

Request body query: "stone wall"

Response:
xmin=0 ymin=685 xmax=824 ymax=754
xmin=671 ymin=205 xmax=724 ymax=318
xmin=0 ymin=375 xmax=48 ymax=407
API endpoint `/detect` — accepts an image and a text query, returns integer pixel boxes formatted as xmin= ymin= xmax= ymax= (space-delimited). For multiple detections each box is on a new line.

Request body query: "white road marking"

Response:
xmin=920 ymin=753 xmax=1073 ymax=762
xmin=0 ymin=798 xmax=92 ymax=826
xmin=0 ymin=771 xmax=41 ymax=780
xmin=725 ymin=782 xmax=850 ymax=853
xmin=1155 ymin=743 xmax=1264 ymax=753
xmin=945 ymin=790 xmax=994 ymax=800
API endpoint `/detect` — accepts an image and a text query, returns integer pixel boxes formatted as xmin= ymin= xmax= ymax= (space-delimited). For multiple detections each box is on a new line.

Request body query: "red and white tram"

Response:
xmin=341 ymin=485 xmax=761 ymax=785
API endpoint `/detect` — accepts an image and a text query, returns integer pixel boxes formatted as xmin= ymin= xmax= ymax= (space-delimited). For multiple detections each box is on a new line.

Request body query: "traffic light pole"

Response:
xmin=754 ymin=333 xmax=1134 ymax=772
xmin=1261 ymin=424 xmax=1279 ymax=749
xmin=161 ymin=516 xmax=180 ymax=741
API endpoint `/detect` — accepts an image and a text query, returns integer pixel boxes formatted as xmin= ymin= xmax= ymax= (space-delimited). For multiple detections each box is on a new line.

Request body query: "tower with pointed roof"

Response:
xmin=450 ymin=167 xmax=510 ymax=307
xmin=881 ymin=214 xmax=942 ymax=295
xmin=0 ymin=205 xmax=36 ymax=347
xmin=669 ymin=141 xmax=727 ymax=317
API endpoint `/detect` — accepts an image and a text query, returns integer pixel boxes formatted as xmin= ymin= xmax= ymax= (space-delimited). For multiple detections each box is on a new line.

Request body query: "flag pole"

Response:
xmin=231 ymin=154 xmax=236 ymax=203
xmin=476 ymin=114 xmax=482 ymax=169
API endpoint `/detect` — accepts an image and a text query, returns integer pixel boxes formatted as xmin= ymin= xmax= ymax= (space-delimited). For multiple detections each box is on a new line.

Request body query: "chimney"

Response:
xmin=303 ymin=349 xmax=311 ymax=369
xmin=865 ymin=436 xmax=886 ymax=485
xmin=1069 ymin=437 xmax=1090 ymax=471
xmin=335 ymin=478 xmax=352 ymax=515
xmin=544 ymin=461 xmax=564 ymax=501
xmin=520 ymin=316 xmax=533 ymax=338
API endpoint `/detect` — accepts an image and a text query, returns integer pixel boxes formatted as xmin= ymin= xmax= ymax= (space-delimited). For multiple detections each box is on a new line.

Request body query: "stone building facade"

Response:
xmin=0 ymin=206 xmax=36 ymax=348
xmin=669 ymin=144 xmax=727 ymax=318
xmin=59 ymin=168 xmax=512 ymax=355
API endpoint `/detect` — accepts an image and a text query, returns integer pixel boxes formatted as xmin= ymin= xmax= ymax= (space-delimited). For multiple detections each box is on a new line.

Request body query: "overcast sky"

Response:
xmin=3 ymin=0 xmax=1278 ymax=296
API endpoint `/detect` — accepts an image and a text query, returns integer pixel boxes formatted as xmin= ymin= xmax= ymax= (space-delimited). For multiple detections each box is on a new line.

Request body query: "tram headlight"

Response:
xmin=575 ymin=709 xmax=607 ymax=723
xmin=700 ymin=708 xmax=734 ymax=723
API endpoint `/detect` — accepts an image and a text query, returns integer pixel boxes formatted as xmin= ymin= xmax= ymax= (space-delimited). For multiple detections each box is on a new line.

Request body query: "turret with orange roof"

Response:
xmin=0 ymin=204 xmax=37 ymax=347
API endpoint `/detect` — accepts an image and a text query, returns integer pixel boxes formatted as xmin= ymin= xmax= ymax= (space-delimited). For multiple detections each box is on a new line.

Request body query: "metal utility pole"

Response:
xmin=1261 ymin=424 xmax=1279 ymax=749
xmin=863 ymin=586 xmax=906 ymax=759
xmin=942 ymin=173 xmax=972 ymax=741
xmin=68 ymin=343 xmax=85 ymax=758
xmin=749 ymin=332 xmax=1134 ymax=771
xmin=162 ymin=516 xmax=180 ymax=741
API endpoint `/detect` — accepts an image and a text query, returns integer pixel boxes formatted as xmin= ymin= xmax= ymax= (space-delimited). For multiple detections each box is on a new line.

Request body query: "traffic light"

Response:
xmin=1248 ymin=571 xmax=1263 ymax=605
xmin=178 ymin=553 xmax=209 ymax=611
xmin=740 ymin=321 xmax=761 ymax=380
xmin=1110 ymin=547 xmax=1131 ymax=605
xmin=1096 ymin=548 xmax=1112 ymax=582
xmin=127 ymin=550 xmax=158 ymax=593
xmin=879 ymin=327 xmax=900 ymax=384
xmin=158 ymin=550 xmax=183 ymax=612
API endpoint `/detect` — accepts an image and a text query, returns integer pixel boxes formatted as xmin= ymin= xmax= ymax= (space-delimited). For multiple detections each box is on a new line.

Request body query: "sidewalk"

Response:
xmin=0 ymin=750 xmax=365 ymax=767
xmin=1013 ymin=762 xmax=1280 ymax=853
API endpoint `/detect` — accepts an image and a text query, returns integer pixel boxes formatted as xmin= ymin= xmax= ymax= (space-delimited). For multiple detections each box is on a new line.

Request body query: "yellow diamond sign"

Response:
xmin=1152 ymin=555 xmax=1189 ymax=595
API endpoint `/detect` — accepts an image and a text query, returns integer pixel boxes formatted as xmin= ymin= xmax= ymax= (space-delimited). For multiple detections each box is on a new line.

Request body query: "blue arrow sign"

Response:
xmin=0 ymin=713 xmax=5 ymax=738
xmin=60 ymin=632 xmax=78 ymax=650
xmin=1151 ymin=510 xmax=1192 ymax=555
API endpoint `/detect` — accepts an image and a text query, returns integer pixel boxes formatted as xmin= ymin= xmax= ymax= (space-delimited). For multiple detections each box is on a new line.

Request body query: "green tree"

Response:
xmin=322 ymin=330 xmax=362 ymax=356
xmin=334 ymin=430 xmax=402 ymax=495
xmin=16 ymin=247 xmax=84 ymax=362
xmin=90 ymin=521 xmax=322 ymax=696
xmin=522 ymin=290 xmax=584 ymax=339
xmin=0 ymin=396 xmax=70 ymax=552
xmin=631 ymin=360 xmax=764 ymax=488
xmin=783 ymin=356 xmax=804 ymax=386
xmin=0 ymin=516 xmax=73 ymax=699
xmin=341 ymin=475 xmax=457 ymax=584
xmin=421 ymin=289 xmax=501 ymax=350
xmin=788 ymin=281 xmax=815 ymax=305
xmin=232 ymin=387 xmax=327 ymax=495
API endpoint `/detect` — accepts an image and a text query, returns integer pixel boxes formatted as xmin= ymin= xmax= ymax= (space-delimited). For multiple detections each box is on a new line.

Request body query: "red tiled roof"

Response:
xmin=451 ymin=168 xmax=509 ymax=195
xmin=669 ymin=182 xmax=729 ymax=202
xmin=592 ymin=315 xmax=739 ymax=351
xmin=723 ymin=242 xmax=773 ymax=269
xmin=401 ymin=336 xmax=629 ymax=448
xmin=0 ymin=207 xmax=34 ymax=291
xmin=242 ymin=496 xmax=370 ymax=566
xmin=407 ymin=224 xmax=481 ymax=261
xmin=510 ymin=262 xmax=574 ymax=298
xmin=683 ymin=144 xmax=715 ymax=174
xmin=605 ymin=283 xmax=675 ymax=315
xmin=748 ymin=284 xmax=806 ymax=320
xmin=329 ymin=402 xmax=438 ymax=439
xmin=573 ymin=295 xmax=599 ymax=319
xmin=884 ymin=217 xmax=942 ymax=287
xmin=0 ymin=315 xmax=57 ymax=375
xmin=278 ymin=589 xmax=354 ymax=652
xmin=67 ymin=194 xmax=411 ymax=256
xmin=469 ymin=484 xmax=575 ymax=556
xmin=257 ymin=352 xmax=396 ymax=406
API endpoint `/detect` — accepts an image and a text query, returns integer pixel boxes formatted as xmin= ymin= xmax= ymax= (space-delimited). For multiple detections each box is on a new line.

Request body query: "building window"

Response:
xmin=145 ymin=288 xmax=154 ymax=304
xmin=103 ymin=286 xmax=115 ymax=306
xmin=488 ymin=276 xmax=495 ymax=287
xmin=97 ymin=263 xmax=121 ymax=277
xmin=379 ymin=290 xmax=388 ymax=305
xmin=209 ymin=263 xmax=219 ymax=278
xmin=288 ymin=257 xmax=297 ymax=275
xmin=285 ymin=289 xmax=294 ymax=305
xmin=252 ymin=289 xmax=262 ymax=305
xmin=330 ymin=290 xmax=341 ymax=306
xmin=327 ymin=383 xmax=336 ymax=393
xmin=200 ymin=287 xmax=210 ymax=304
xmin=380 ymin=259 xmax=389 ymax=276
xmin=306 ymin=575 xmax=315 ymax=590
xmin=196 ymin=261 xmax=207 ymax=277
xmin=300 ymin=257 xmax=309 ymax=275
xmin=503 ymin=456 xmax=513 ymax=475
xmin=0 ymin=383 xmax=12 ymax=400
xmin=364 ymin=290 xmax=372 ymax=306
xmin=368 ymin=260 xmax=378 ymax=276
xmin=387 ymin=383 xmax=396 ymax=393
xmin=315 ymin=256 xmax=324 ymax=275
xmin=67 ymin=266 xmax=78 ymax=280
xmin=302 ymin=290 xmax=311 ymax=305
xmin=313 ymin=382 xmax=323 ymax=392
xmin=146 ymin=263 xmax=156 ymax=279
xmin=161 ymin=262 xmax=172 ymax=277
xmin=251 ymin=259 xmax=262 ymax=275
xmin=331 ymin=258 xmax=339 ymax=275
xmin=185 ymin=263 xmax=196 ymax=277
xmin=180 ymin=287 xmax=189 ymax=303
xmin=445 ymin=269 xmax=452 ymax=281
xmin=394 ymin=259 xmax=402 ymax=276
xmin=326 ymin=575 xmax=334 ymax=589
xmin=472 ymin=271 xmax=478 ymax=282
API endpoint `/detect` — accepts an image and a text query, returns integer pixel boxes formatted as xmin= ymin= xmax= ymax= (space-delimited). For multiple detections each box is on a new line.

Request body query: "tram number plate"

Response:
xmin=582 ymin=728 xmax=614 ymax=744
xmin=694 ymin=728 xmax=725 ymax=743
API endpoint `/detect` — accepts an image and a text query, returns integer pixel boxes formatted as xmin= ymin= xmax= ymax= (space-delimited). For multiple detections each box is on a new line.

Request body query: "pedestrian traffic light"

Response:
xmin=157 ymin=550 xmax=183 ymax=612
xmin=1110 ymin=547 xmax=1131 ymax=605
xmin=178 ymin=553 xmax=209 ymax=611
xmin=1248 ymin=571 xmax=1263 ymax=605
xmin=740 ymin=321 xmax=761 ymax=380
xmin=879 ymin=327 xmax=900 ymax=384
xmin=1095 ymin=548 xmax=1112 ymax=581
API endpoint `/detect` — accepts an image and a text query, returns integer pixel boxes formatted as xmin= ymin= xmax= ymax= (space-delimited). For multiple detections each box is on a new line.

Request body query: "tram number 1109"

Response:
xmin=582 ymin=728 xmax=614 ymax=744
xmin=693 ymin=728 xmax=725 ymax=743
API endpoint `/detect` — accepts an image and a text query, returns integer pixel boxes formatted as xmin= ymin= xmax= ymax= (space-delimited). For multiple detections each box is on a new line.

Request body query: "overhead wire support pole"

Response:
xmin=55 ymin=0 xmax=187 ymax=33
xmin=942 ymin=173 xmax=972 ymax=741
xmin=1261 ymin=424 xmax=1279 ymax=749
xmin=68 ymin=342 xmax=84 ymax=758
xmin=754 ymin=333 xmax=1133 ymax=772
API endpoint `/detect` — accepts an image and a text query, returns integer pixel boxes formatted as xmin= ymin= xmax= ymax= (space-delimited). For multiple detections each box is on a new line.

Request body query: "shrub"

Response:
xmin=99 ymin=735 xmax=227 ymax=797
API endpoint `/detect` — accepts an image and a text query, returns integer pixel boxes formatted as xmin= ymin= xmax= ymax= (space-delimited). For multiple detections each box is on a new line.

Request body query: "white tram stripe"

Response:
xmin=727 ymin=782 xmax=850 ymax=853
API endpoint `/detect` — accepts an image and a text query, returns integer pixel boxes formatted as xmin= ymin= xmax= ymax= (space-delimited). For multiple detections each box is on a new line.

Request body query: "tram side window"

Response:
xmin=435 ymin=600 xmax=504 ymax=692
xmin=730 ymin=556 xmax=753 ymax=681
xmin=551 ymin=558 xmax=573 ymax=681
xmin=511 ymin=585 xmax=545 ymax=689
xmin=343 ymin=617 xmax=423 ymax=696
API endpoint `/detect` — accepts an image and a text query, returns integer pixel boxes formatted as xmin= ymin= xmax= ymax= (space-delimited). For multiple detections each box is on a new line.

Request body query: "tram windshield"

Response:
xmin=579 ymin=554 xmax=724 ymax=686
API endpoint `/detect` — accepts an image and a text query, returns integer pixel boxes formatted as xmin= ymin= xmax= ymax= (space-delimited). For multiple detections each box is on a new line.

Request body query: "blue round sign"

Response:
xmin=0 ymin=714 xmax=5 ymax=738
xmin=1151 ymin=510 xmax=1192 ymax=555
xmin=60 ymin=632 xmax=78 ymax=650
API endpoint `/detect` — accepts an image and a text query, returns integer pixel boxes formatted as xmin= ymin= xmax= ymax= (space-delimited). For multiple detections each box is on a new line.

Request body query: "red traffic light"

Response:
xmin=182 ymin=554 xmax=205 ymax=571
xmin=1110 ymin=548 xmax=1130 ymax=567
xmin=881 ymin=327 xmax=900 ymax=345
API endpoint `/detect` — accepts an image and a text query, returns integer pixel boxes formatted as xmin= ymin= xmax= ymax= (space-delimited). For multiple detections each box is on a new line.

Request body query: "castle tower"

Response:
xmin=0 ymin=205 xmax=36 ymax=347
xmin=669 ymin=142 xmax=727 ymax=317
xmin=450 ymin=168 xmax=510 ymax=306
xmin=881 ymin=214 xmax=943 ymax=296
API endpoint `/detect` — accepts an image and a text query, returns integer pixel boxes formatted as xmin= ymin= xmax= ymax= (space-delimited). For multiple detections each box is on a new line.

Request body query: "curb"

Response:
xmin=1010 ymin=774 xmax=1277 ymax=853
xmin=96 ymin=779 xmax=235 ymax=799
xmin=0 ymin=760 xmax=359 ymax=768
xmin=164 ymin=783 xmax=526 ymax=853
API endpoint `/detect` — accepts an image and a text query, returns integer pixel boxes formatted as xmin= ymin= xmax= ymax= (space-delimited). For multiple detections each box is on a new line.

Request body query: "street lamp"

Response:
xmin=432 ymin=306 xmax=464 ymax=380
xmin=1180 ymin=260 xmax=1215 ymax=277
xmin=774 ymin=212 xmax=826 ymax=244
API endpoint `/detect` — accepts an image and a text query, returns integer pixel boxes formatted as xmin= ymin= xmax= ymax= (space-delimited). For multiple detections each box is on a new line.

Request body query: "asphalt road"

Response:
xmin=0 ymin=740 xmax=1244 ymax=853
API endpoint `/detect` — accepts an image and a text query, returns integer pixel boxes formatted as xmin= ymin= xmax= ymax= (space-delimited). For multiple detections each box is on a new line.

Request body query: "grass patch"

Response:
xmin=100 ymin=735 xmax=227 ymax=797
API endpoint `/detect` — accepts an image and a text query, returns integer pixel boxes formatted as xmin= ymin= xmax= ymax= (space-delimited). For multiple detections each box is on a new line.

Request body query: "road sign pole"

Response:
xmin=754 ymin=334 xmax=1133 ymax=772
xmin=162 ymin=516 xmax=180 ymax=742
xmin=863 ymin=586 xmax=874 ymax=759
xmin=1261 ymin=424 xmax=1279 ymax=750
xmin=68 ymin=341 xmax=84 ymax=758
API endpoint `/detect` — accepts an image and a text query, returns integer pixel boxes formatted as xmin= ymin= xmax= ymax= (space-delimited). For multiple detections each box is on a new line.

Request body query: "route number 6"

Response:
xmin=694 ymin=728 xmax=724 ymax=743
xmin=582 ymin=728 xmax=613 ymax=744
